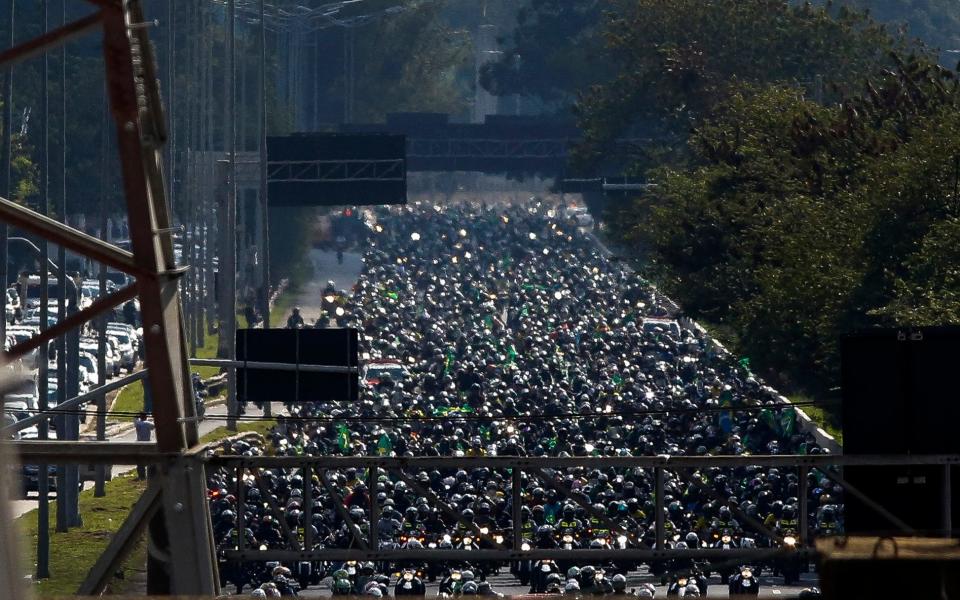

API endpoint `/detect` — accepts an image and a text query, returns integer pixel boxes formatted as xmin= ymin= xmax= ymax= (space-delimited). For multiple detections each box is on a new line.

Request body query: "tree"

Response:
xmin=479 ymin=0 xmax=611 ymax=113
xmin=338 ymin=1 xmax=473 ymax=122
xmin=573 ymin=0 xmax=899 ymax=173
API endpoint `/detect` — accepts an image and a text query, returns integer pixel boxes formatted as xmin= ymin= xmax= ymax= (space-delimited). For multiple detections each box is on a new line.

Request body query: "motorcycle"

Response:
xmin=777 ymin=531 xmax=802 ymax=585
xmin=510 ymin=537 xmax=534 ymax=586
xmin=666 ymin=570 xmax=709 ymax=597
xmin=728 ymin=566 xmax=760 ymax=596
xmin=711 ymin=530 xmax=740 ymax=584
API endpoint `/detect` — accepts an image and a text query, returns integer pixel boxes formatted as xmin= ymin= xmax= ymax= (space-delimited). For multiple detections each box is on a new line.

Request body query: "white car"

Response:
xmin=362 ymin=360 xmax=408 ymax=387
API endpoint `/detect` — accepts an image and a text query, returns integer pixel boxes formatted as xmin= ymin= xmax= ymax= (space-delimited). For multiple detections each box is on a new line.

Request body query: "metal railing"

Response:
xmin=205 ymin=452 xmax=960 ymax=563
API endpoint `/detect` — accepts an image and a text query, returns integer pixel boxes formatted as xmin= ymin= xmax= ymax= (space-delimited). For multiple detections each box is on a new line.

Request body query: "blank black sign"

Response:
xmin=236 ymin=328 xmax=359 ymax=404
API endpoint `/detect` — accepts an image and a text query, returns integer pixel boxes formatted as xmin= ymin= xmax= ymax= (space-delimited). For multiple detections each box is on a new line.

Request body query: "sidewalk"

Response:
xmin=10 ymin=401 xmax=269 ymax=519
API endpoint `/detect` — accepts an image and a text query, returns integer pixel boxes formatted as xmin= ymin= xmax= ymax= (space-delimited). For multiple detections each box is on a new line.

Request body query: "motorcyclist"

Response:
xmin=394 ymin=569 xmax=426 ymax=596
xmin=728 ymin=565 xmax=760 ymax=595
xmin=286 ymin=307 xmax=304 ymax=329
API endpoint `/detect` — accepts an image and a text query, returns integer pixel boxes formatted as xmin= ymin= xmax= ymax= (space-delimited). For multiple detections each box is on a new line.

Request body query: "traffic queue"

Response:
xmin=210 ymin=203 xmax=836 ymax=598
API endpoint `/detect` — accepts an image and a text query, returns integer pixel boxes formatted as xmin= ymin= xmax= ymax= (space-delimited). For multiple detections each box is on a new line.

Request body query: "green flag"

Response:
xmin=444 ymin=349 xmax=456 ymax=374
xmin=505 ymin=344 xmax=518 ymax=366
xmin=377 ymin=433 xmax=393 ymax=456
xmin=337 ymin=424 xmax=350 ymax=453
xmin=780 ymin=407 xmax=796 ymax=437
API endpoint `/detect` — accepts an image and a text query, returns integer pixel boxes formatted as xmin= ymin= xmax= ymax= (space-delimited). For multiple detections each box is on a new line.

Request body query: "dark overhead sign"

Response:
xmin=236 ymin=328 xmax=359 ymax=404
xmin=267 ymin=134 xmax=407 ymax=206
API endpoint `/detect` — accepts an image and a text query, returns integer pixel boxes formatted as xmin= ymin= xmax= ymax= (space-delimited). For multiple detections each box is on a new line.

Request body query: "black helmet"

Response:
xmin=685 ymin=532 xmax=700 ymax=547
xmin=612 ymin=574 xmax=627 ymax=590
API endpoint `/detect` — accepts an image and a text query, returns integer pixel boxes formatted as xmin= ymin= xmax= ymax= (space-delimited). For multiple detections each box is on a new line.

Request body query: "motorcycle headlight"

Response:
xmin=428 ymin=542 xmax=437 ymax=549
xmin=521 ymin=542 xmax=531 ymax=551
xmin=617 ymin=536 xmax=628 ymax=545
xmin=495 ymin=535 xmax=504 ymax=544
xmin=404 ymin=573 xmax=414 ymax=581
xmin=480 ymin=527 xmax=489 ymax=535
xmin=741 ymin=568 xmax=752 ymax=579
xmin=259 ymin=544 xmax=268 ymax=551
xmin=462 ymin=537 xmax=473 ymax=546
xmin=562 ymin=535 xmax=573 ymax=543
xmin=451 ymin=572 xmax=461 ymax=581
xmin=443 ymin=534 xmax=451 ymax=543
xmin=783 ymin=535 xmax=797 ymax=547
xmin=678 ymin=578 xmax=687 ymax=587
xmin=722 ymin=535 xmax=731 ymax=544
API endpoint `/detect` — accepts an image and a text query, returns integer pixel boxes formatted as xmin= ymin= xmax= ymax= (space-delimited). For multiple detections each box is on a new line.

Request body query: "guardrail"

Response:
xmin=206 ymin=453 xmax=958 ymax=562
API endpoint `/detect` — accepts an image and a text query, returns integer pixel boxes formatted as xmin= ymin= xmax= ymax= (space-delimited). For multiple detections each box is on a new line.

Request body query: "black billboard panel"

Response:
xmin=236 ymin=328 xmax=359 ymax=404
xmin=267 ymin=134 xmax=407 ymax=207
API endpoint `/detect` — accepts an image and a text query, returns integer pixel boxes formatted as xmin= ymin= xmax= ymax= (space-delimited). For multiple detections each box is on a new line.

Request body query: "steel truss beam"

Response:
xmin=76 ymin=484 xmax=162 ymax=595
xmin=0 ymin=194 xmax=141 ymax=276
xmin=223 ymin=546 xmax=814 ymax=563
xmin=1 ymin=370 xmax=147 ymax=434
xmin=0 ymin=9 xmax=104 ymax=69
xmin=0 ymin=0 xmax=218 ymax=595
xmin=407 ymin=138 xmax=568 ymax=160
xmin=267 ymin=158 xmax=405 ymax=183
xmin=3 ymin=283 xmax=137 ymax=362
xmin=211 ymin=453 xmax=957 ymax=561
xmin=6 ymin=441 xmax=170 ymax=464
xmin=208 ymin=454 xmax=960 ymax=469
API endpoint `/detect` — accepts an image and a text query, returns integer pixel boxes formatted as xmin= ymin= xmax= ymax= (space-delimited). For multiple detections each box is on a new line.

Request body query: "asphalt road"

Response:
xmin=294 ymin=248 xmax=364 ymax=325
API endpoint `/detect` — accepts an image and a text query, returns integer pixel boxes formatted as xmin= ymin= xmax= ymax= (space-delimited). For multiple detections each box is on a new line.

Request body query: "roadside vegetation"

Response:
xmin=484 ymin=0 xmax=960 ymax=426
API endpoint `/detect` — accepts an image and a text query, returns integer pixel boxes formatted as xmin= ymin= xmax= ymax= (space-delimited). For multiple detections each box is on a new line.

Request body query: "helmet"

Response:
xmin=566 ymin=567 xmax=580 ymax=579
xmin=334 ymin=579 xmax=352 ymax=593
xmin=461 ymin=582 xmax=479 ymax=595
xmin=251 ymin=590 xmax=267 ymax=599
xmin=461 ymin=570 xmax=475 ymax=582
xmin=612 ymin=574 xmax=627 ymax=590
xmin=685 ymin=532 xmax=700 ymax=547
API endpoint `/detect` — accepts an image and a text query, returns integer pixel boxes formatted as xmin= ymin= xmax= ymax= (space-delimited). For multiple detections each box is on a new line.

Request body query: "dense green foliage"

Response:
xmin=485 ymin=0 xmax=960 ymax=401
xmin=574 ymin=0 xmax=897 ymax=173
xmin=479 ymin=0 xmax=609 ymax=112
xmin=342 ymin=0 xmax=473 ymax=121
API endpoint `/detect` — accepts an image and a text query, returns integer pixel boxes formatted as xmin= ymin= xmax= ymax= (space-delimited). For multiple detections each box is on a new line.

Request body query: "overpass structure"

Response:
xmin=341 ymin=112 xmax=584 ymax=176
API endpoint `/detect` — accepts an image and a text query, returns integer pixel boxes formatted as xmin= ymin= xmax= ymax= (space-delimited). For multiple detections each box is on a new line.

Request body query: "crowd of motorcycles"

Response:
xmin=209 ymin=203 xmax=838 ymax=597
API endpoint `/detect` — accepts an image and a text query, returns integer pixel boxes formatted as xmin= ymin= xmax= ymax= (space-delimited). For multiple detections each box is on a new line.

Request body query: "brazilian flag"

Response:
xmin=337 ymin=424 xmax=350 ymax=453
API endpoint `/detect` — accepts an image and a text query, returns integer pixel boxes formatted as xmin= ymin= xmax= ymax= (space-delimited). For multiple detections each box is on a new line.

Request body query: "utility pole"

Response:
xmin=55 ymin=0 xmax=81 ymax=531
xmin=226 ymin=0 xmax=238 ymax=431
xmin=259 ymin=0 xmax=271 ymax=338
xmin=94 ymin=84 xmax=108 ymax=499
xmin=0 ymin=0 xmax=13 ymax=346
xmin=37 ymin=0 xmax=51 ymax=578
